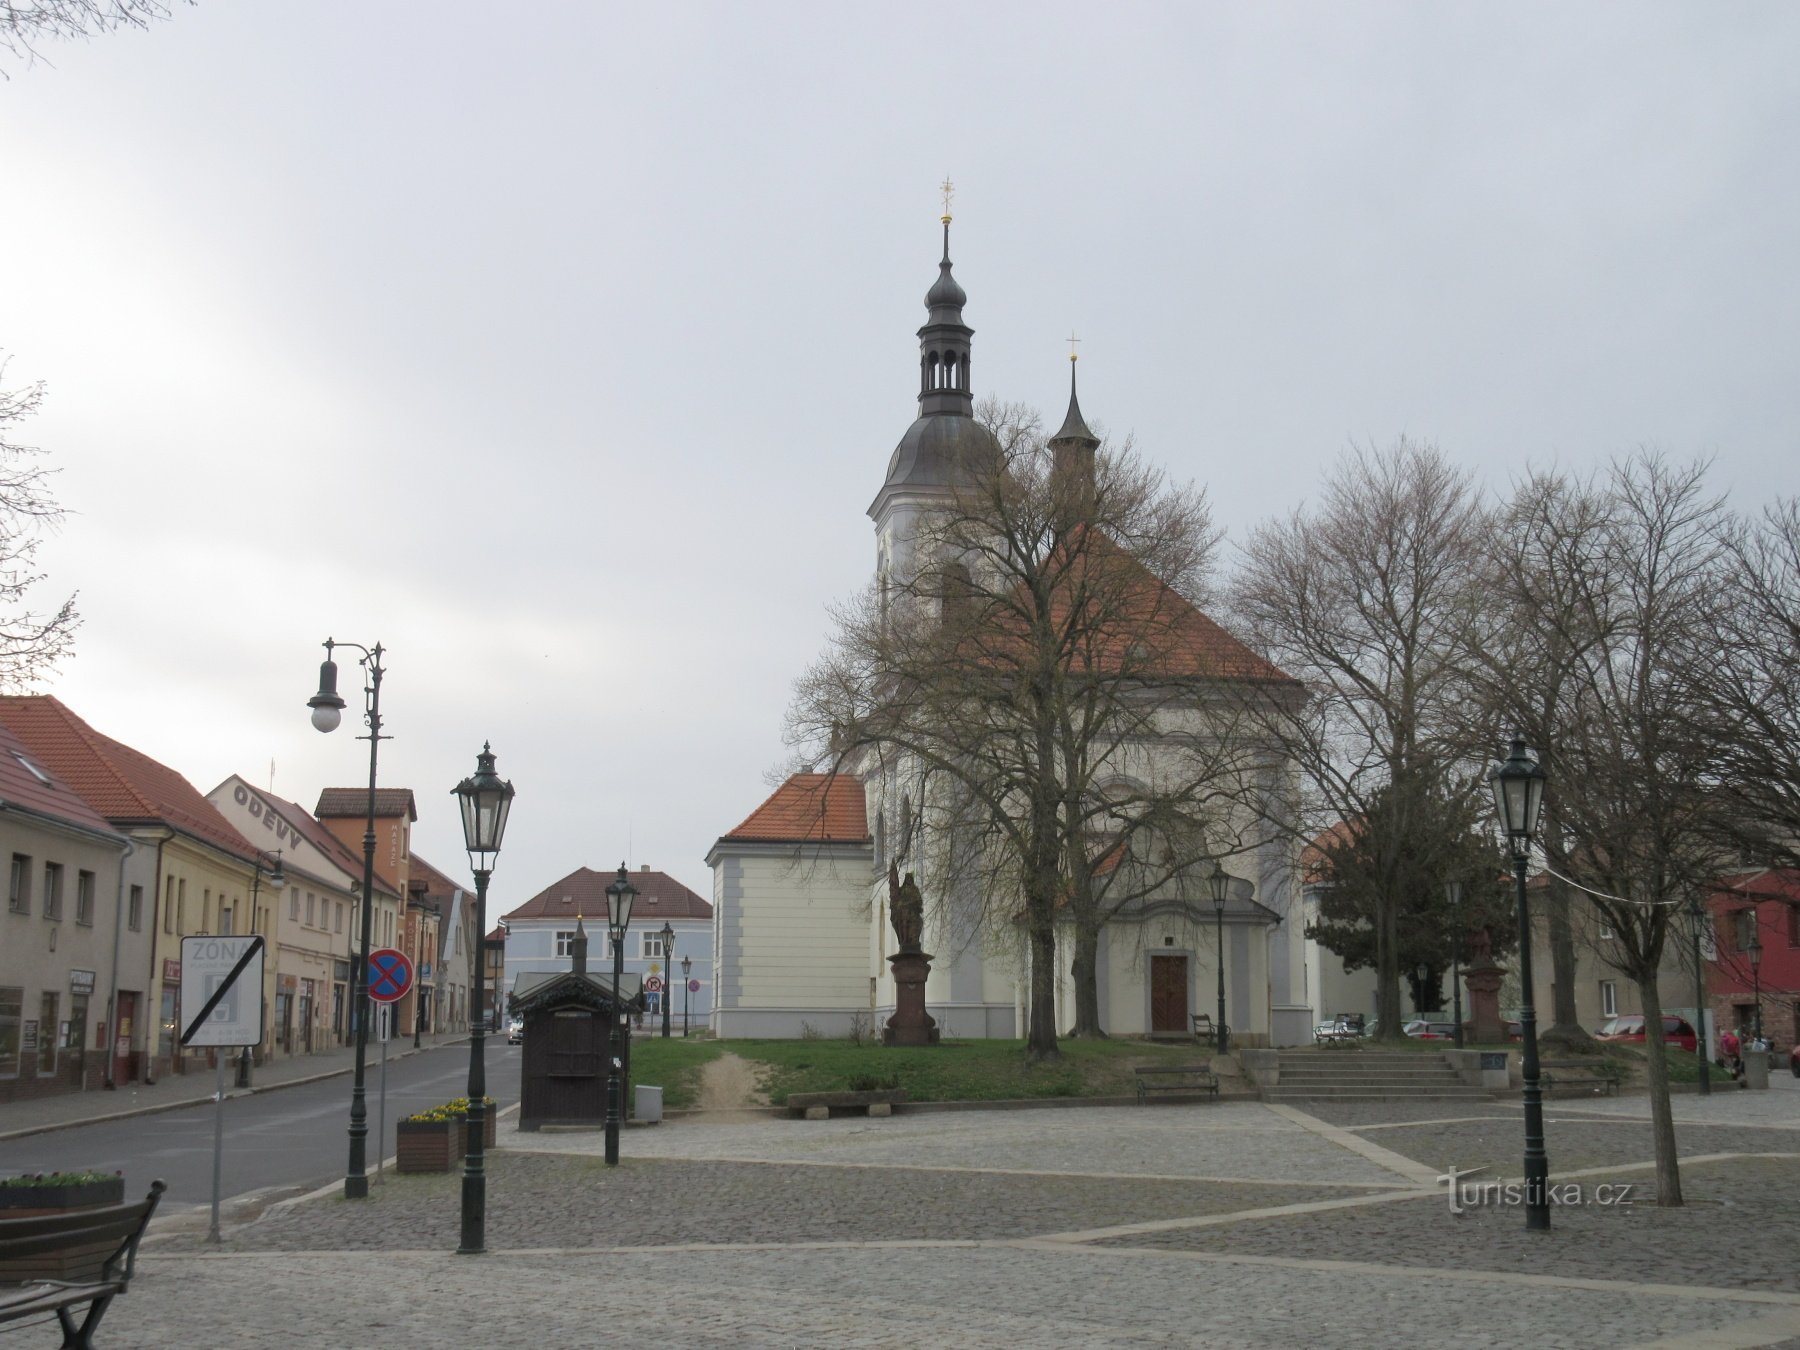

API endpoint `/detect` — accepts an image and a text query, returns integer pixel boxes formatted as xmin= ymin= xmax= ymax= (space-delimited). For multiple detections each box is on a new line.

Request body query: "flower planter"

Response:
xmin=395 ymin=1112 xmax=499 ymax=1174
xmin=0 ymin=1173 xmax=126 ymax=1220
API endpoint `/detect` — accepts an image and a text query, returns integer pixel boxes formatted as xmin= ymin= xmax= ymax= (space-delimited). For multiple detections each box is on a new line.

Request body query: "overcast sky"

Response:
xmin=4 ymin=4 xmax=1796 ymax=909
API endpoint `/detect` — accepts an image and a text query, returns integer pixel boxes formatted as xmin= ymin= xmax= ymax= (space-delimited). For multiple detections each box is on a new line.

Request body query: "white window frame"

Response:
xmin=554 ymin=930 xmax=578 ymax=958
xmin=642 ymin=932 xmax=668 ymax=960
xmin=1600 ymin=980 xmax=1618 ymax=1018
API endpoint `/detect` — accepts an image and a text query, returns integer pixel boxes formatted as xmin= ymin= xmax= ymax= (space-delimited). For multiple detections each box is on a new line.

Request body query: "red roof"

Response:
xmin=0 ymin=696 xmax=258 ymax=864
xmin=502 ymin=866 xmax=713 ymax=923
xmin=718 ymin=773 xmax=869 ymax=846
xmin=408 ymin=852 xmax=463 ymax=899
xmin=314 ymin=787 xmax=418 ymax=821
xmin=0 ymin=720 xmax=122 ymax=841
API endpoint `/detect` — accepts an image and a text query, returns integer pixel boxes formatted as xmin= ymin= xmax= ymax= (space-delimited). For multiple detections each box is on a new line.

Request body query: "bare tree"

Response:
xmin=1227 ymin=439 xmax=1492 ymax=1040
xmin=1708 ymin=498 xmax=1800 ymax=870
xmin=788 ymin=400 xmax=1251 ymax=1058
xmin=1506 ymin=452 xmax=1733 ymax=1207
xmin=2 ymin=1 xmax=185 ymax=66
xmin=0 ymin=362 xmax=79 ymax=688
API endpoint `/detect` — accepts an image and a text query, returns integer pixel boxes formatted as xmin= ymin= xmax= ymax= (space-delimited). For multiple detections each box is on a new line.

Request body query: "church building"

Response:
xmin=708 ymin=216 xmax=1320 ymax=1047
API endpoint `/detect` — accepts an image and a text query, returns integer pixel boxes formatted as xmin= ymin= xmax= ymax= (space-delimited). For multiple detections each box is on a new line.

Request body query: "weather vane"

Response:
xmin=1068 ymin=331 xmax=1081 ymax=363
xmin=940 ymin=175 xmax=955 ymax=224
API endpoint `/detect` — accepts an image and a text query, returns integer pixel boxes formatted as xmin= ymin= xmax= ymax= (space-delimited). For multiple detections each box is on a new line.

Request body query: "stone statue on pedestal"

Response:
xmin=884 ymin=863 xmax=939 ymax=1046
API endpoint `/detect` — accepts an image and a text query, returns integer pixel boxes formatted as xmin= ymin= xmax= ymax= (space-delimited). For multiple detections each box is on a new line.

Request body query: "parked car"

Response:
xmin=1594 ymin=1014 xmax=1698 ymax=1054
xmin=507 ymin=1016 xmax=524 ymax=1045
xmin=1403 ymin=1020 xmax=1458 ymax=1040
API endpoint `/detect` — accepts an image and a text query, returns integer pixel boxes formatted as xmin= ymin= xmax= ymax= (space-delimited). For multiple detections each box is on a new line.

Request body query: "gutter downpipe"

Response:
xmin=102 ymin=835 xmax=137 ymax=1089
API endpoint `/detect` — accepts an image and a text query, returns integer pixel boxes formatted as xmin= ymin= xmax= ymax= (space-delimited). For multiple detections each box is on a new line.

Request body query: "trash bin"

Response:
xmin=1741 ymin=1048 xmax=1770 ymax=1090
xmin=634 ymin=1084 xmax=664 ymax=1123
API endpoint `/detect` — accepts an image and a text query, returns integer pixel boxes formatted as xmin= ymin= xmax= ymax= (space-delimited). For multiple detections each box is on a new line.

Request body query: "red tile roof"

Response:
xmin=0 ymin=720 xmax=123 ymax=842
xmin=314 ymin=787 xmax=418 ymax=821
xmin=0 ymin=696 xmax=260 ymax=864
xmin=501 ymin=866 xmax=714 ymax=923
xmin=718 ymin=773 xmax=870 ymax=846
xmin=408 ymin=852 xmax=463 ymax=900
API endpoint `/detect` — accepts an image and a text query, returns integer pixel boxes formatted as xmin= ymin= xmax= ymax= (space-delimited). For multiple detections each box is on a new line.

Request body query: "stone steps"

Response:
xmin=1263 ymin=1047 xmax=1497 ymax=1102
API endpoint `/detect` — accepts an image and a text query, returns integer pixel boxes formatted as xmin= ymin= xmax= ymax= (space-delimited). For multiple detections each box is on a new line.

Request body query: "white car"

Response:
xmin=506 ymin=1017 xmax=524 ymax=1045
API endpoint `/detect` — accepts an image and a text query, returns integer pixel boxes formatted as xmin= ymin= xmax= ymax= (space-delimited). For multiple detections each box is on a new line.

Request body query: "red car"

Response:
xmin=1595 ymin=1014 xmax=1698 ymax=1055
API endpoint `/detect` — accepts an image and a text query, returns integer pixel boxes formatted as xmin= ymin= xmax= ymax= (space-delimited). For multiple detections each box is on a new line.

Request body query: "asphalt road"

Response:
xmin=1 ymin=1042 xmax=522 ymax=1216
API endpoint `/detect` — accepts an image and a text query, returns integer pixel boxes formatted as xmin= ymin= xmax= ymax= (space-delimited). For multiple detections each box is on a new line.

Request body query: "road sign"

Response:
xmin=179 ymin=935 xmax=266 ymax=1047
xmin=420 ymin=962 xmax=432 ymax=979
xmin=367 ymin=948 xmax=414 ymax=1003
xmin=688 ymin=979 xmax=700 ymax=993
xmin=644 ymin=975 xmax=664 ymax=993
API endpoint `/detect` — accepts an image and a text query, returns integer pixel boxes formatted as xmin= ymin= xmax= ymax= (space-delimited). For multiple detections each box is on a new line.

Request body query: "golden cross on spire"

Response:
xmin=1067 ymin=330 xmax=1081 ymax=362
xmin=940 ymin=175 xmax=955 ymax=223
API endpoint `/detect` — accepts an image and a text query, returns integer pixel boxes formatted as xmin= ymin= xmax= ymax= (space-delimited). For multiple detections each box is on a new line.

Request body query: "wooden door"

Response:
xmin=1150 ymin=955 xmax=1189 ymax=1033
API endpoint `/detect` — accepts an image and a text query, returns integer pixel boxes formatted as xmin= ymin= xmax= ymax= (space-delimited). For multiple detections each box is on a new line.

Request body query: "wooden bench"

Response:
xmin=1538 ymin=1059 xmax=1623 ymax=1096
xmin=0 ymin=1179 xmax=165 ymax=1348
xmin=1134 ymin=1063 xmax=1219 ymax=1102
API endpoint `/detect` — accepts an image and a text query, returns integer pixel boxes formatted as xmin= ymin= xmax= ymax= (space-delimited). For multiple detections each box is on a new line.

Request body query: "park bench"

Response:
xmin=1134 ymin=1062 xmax=1219 ymax=1102
xmin=0 ymin=1179 xmax=164 ymax=1348
xmin=1538 ymin=1059 xmax=1623 ymax=1096
xmin=785 ymin=1089 xmax=908 ymax=1120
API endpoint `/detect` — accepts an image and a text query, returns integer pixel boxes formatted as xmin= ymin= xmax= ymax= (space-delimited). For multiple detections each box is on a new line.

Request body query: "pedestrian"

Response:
xmin=1720 ymin=1025 xmax=1741 ymax=1079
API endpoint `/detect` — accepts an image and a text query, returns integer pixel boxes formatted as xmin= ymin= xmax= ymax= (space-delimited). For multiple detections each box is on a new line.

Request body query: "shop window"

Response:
xmin=0 ymin=986 xmax=20 ymax=1076
xmin=76 ymin=871 xmax=95 ymax=926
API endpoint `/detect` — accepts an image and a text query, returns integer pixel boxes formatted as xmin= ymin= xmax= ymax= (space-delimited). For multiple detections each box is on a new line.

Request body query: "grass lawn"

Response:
xmin=624 ymin=1037 xmax=725 ymax=1110
xmin=728 ymin=1037 xmax=1211 ymax=1105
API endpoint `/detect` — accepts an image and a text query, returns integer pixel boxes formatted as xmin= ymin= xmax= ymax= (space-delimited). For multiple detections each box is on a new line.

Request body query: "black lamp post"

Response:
xmin=452 ymin=743 xmax=514 ymax=1256
xmin=239 ymin=850 xmax=285 ymax=1088
xmin=1747 ymin=929 xmax=1763 ymax=1043
xmin=604 ymin=863 xmax=637 ymax=1167
xmin=308 ymin=638 xmax=387 ymax=1201
xmin=1488 ymin=734 xmax=1550 ymax=1232
xmin=1446 ymin=881 xmax=1465 ymax=1049
xmin=681 ymin=954 xmax=692 ymax=1038
xmin=1209 ymin=864 xmax=1229 ymax=1054
xmin=660 ymin=922 xmax=675 ymax=1038
xmin=1688 ymin=893 xmax=1711 ymax=1096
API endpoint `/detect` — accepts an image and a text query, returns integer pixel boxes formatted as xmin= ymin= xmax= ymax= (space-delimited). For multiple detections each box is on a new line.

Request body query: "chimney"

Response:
xmin=571 ymin=917 xmax=588 ymax=975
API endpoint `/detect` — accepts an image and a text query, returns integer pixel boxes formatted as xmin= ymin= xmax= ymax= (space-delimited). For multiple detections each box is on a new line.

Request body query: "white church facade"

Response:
xmin=708 ymin=222 xmax=1325 ymax=1047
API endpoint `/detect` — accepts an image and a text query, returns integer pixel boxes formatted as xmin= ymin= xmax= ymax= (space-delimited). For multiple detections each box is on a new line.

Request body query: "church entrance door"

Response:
xmin=1149 ymin=955 xmax=1188 ymax=1034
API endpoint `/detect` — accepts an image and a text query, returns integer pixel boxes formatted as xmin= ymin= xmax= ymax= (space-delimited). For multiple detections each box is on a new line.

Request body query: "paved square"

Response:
xmin=125 ymin=1087 xmax=1800 ymax=1349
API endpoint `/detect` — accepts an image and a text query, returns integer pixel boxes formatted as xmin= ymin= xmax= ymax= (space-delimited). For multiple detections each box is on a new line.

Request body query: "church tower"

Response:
xmin=868 ymin=190 xmax=1000 ymax=594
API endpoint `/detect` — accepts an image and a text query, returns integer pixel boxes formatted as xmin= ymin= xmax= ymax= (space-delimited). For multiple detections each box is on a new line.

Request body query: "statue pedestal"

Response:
xmin=1464 ymin=963 xmax=1507 ymax=1045
xmin=883 ymin=950 xmax=940 ymax=1046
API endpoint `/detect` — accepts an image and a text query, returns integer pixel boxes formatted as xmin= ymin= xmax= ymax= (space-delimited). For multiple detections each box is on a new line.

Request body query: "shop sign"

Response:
xmin=69 ymin=968 xmax=96 ymax=994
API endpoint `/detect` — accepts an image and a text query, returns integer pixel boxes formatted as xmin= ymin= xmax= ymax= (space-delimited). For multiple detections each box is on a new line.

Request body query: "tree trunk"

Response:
xmin=1375 ymin=885 xmax=1405 ymax=1040
xmin=1026 ymin=909 xmax=1060 ymax=1059
xmin=1540 ymin=876 xmax=1595 ymax=1049
xmin=1068 ymin=923 xmax=1105 ymax=1037
xmin=1635 ymin=973 xmax=1683 ymax=1207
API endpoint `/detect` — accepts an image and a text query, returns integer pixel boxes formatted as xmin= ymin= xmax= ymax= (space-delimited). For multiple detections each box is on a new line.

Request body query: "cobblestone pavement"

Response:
xmin=102 ymin=1097 xmax=1800 ymax=1349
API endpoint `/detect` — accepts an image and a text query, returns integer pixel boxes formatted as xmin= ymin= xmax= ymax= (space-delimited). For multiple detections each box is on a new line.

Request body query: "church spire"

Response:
xmin=1049 ymin=339 xmax=1099 ymax=507
xmin=918 ymin=178 xmax=973 ymax=417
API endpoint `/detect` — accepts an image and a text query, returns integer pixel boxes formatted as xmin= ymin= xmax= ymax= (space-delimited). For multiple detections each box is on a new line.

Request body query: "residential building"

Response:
xmin=1706 ymin=869 xmax=1799 ymax=1055
xmin=312 ymin=787 xmax=413 ymax=1014
xmin=0 ymin=696 xmax=261 ymax=1080
xmin=410 ymin=853 xmax=473 ymax=1034
xmin=502 ymin=865 xmax=713 ymax=1033
xmin=0 ymin=720 xmax=135 ymax=1101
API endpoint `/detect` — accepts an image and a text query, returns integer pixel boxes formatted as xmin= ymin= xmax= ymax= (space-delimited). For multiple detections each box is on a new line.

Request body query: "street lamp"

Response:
xmin=660 ymin=921 xmax=675 ymax=1039
xmin=681 ymin=954 xmax=692 ymax=1038
xmin=308 ymin=638 xmax=387 ymax=1201
xmin=239 ymin=849 xmax=285 ymax=1087
xmin=1208 ymin=864 xmax=1229 ymax=1054
xmin=1488 ymin=734 xmax=1550 ymax=1232
xmin=1446 ymin=881 xmax=1465 ymax=1050
xmin=1747 ymin=928 xmax=1763 ymax=1044
xmin=452 ymin=743 xmax=514 ymax=1257
xmin=604 ymin=863 xmax=638 ymax=1167
xmin=1688 ymin=893 xmax=1711 ymax=1096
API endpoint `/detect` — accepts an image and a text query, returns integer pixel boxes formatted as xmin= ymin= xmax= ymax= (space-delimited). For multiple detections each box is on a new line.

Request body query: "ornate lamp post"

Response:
xmin=307 ymin=638 xmax=387 ymax=1201
xmin=452 ymin=744 xmax=514 ymax=1256
xmin=1488 ymin=735 xmax=1550 ymax=1231
xmin=239 ymin=849 xmax=285 ymax=1088
xmin=681 ymin=954 xmax=692 ymax=1037
xmin=1747 ymin=930 xmax=1763 ymax=1043
xmin=1688 ymin=893 xmax=1711 ymax=1096
xmin=604 ymin=864 xmax=638 ymax=1167
xmin=660 ymin=921 xmax=675 ymax=1038
xmin=1446 ymin=880 xmax=1465 ymax=1050
xmin=1209 ymin=864 xmax=1229 ymax=1054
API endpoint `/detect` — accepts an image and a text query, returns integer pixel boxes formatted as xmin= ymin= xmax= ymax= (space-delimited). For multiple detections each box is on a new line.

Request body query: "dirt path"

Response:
xmin=695 ymin=1051 xmax=769 ymax=1114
